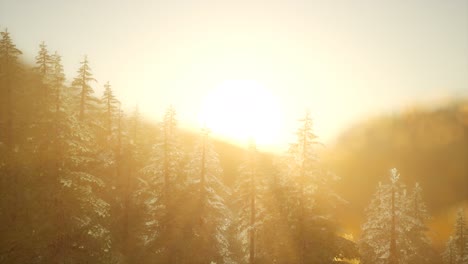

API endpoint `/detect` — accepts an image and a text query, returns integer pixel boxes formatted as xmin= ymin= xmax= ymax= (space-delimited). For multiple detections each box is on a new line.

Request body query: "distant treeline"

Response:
xmin=1 ymin=29 xmax=466 ymax=264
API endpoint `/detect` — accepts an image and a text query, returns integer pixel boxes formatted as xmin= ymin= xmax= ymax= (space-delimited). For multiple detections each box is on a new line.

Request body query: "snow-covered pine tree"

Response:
xmin=405 ymin=183 xmax=436 ymax=264
xmin=360 ymin=168 xmax=416 ymax=264
xmin=42 ymin=54 xmax=112 ymax=263
xmin=123 ymin=104 xmax=153 ymax=263
xmin=235 ymin=140 xmax=265 ymax=264
xmin=26 ymin=51 xmax=67 ymax=261
xmin=31 ymin=43 xmax=59 ymax=182
xmin=95 ymin=82 xmax=120 ymax=231
xmin=255 ymin=157 xmax=293 ymax=264
xmin=443 ymin=236 xmax=460 ymax=264
xmin=453 ymin=209 xmax=468 ymax=264
xmin=8 ymin=50 xmax=112 ymax=263
xmin=137 ymin=106 xmax=184 ymax=262
xmin=278 ymin=111 xmax=347 ymax=264
xmin=284 ymin=111 xmax=320 ymax=264
xmin=185 ymin=127 xmax=232 ymax=264
xmin=443 ymin=209 xmax=468 ymax=264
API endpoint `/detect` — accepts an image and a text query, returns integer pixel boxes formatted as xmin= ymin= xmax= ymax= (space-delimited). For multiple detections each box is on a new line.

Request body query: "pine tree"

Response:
xmin=138 ymin=106 xmax=184 ymax=262
xmin=57 ymin=87 xmax=111 ymax=264
xmin=360 ymin=168 xmax=423 ymax=264
xmin=235 ymin=140 xmax=264 ymax=264
xmin=32 ymin=44 xmax=59 ymax=183
xmin=443 ymin=237 xmax=459 ymax=264
xmin=71 ymin=55 xmax=96 ymax=122
xmin=101 ymin=81 xmax=119 ymax=138
xmin=124 ymin=104 xmax=151 ymax=263
xmin=0 ymin=28 xmax=23 ymax=227
xmin=33 ymin=42 xmax=53 ymax=110
xmin=287 ymin=111 xmax=320 ymax=264
xmin=49 ymin=51 xmax=66 ymax=195
xmin=282 ymin=111 xmax=343 ymax=263
xmin=453 ymin=209 xmax=468 ymax=264
xmin=406 ymin=183 xmax=434 ymax=264
xmin=443 ymin=210 xmax=468 ymax=264
xmin=185 ymin=127 xmax=232 ymax=264
xmin=44 ymin=54 xmax=112 ymax=263
xmin=34 ymin=41 xmax=52 ymax=82
xmin=256 ymin=159 xmax=292 ymax=264
xmin=0 ymin=28 xmax=22 ymax=167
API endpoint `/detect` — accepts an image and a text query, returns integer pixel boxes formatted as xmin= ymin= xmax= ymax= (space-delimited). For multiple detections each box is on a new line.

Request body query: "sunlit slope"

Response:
xmin=324 ymin=100 xmax=468 ymax=246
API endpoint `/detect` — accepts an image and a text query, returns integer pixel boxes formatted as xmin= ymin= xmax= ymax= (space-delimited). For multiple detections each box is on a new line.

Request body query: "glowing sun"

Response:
xmin=199 ymin=80 xmax=284 ymax=147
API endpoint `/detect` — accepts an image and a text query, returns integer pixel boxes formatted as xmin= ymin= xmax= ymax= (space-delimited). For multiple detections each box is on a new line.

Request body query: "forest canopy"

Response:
xmin=0 ymin=28 xmax=467 ymax=264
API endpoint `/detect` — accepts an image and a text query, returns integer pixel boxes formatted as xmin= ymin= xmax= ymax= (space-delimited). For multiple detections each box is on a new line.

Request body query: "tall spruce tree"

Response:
xmin=101 ymin=81 xmax=119 ymax=138
xmin=0 ymin=28 xmax=23 ymax=226
xmin=287 ymin=111 xmax=320 ymax=264
xmin=138 ymin=106 xmax=184 ymax=263
xmin=443 ymin=210 xmax=468 ymax=264
xmin=406 ymin=183 xmax=435 ymax=264
xmin=33 ymin=41 xmax=52 ymax=108
xmin=278 ymin=111 xmax=348 ymax=263
xmin=0 ymin=28 xmax=25 ymax=264
xmin=34 ymin=42 xmax=52 ymax=88
xmin=360 ymin=169 xmax=436 ymax=264
xmin=443 ymin=237 xmax=460 ymax=264
xmin=235 ymin=140 xmax=264 ymax=264
xmin=453 ymin=209 xmax=468 ymax=264
xmin=49 ymin=54 xmax=112 ymax=263
xmin=72 ymin=55 xmax=96 ymax=122
xmin=185 ymin=127 xmax=232 ymax=264
xmin=0 ymin=28 xmax=22 ymax=171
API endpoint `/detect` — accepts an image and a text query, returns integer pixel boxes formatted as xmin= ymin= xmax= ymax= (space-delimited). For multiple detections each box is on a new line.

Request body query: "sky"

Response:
xmin=1 ymin=0 xmax=467 ymax=151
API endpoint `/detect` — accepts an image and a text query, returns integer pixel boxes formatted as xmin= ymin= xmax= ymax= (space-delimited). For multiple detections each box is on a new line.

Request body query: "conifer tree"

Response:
xmin=32 ymin=44 xmax=58 ymax=182
xmin=443 ymin=210 xmax=468 ymax=264
xmin=453 ymin=209 xmax=468 ymax=264
xmin=185 ymin=127 xmax=232 ymax=264
xmin=443 ymin=237 xmax=459 ymax=264
xmin=101 ymin=81 xmax=119 ymax=138
xmin=138 ymin=106 xmax=184 ymax=262
xmin=235 ymin=140 xmax=264 ymax=264
xmin=33 ymin=42 xmax=53 ymax=110
xmin=72 ymin=55 xmax=96 ymax=122
xmin=0 ymin=29 xmax=22 ymax=167
xmin=359 ymin=169 xmax=433 ymax=264
xmin=46 ymin=54 xmax=111 ymax=263
xmin=287 ymin=111 xmax=320 ymax=264
xmin=0 ymin=29 xmax=23 ymax=227
xmin=406 ymin=183 xmax=434 ymax=264
xmin=34 ymin=41 xmax=52 ymax=82
xmin=282 ymin=111 xmax=344 ymax=263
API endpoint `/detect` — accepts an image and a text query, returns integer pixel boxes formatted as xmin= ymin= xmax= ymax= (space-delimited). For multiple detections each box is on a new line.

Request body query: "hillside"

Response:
xmin=324 ymin=101 xmax=468 ymax=247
